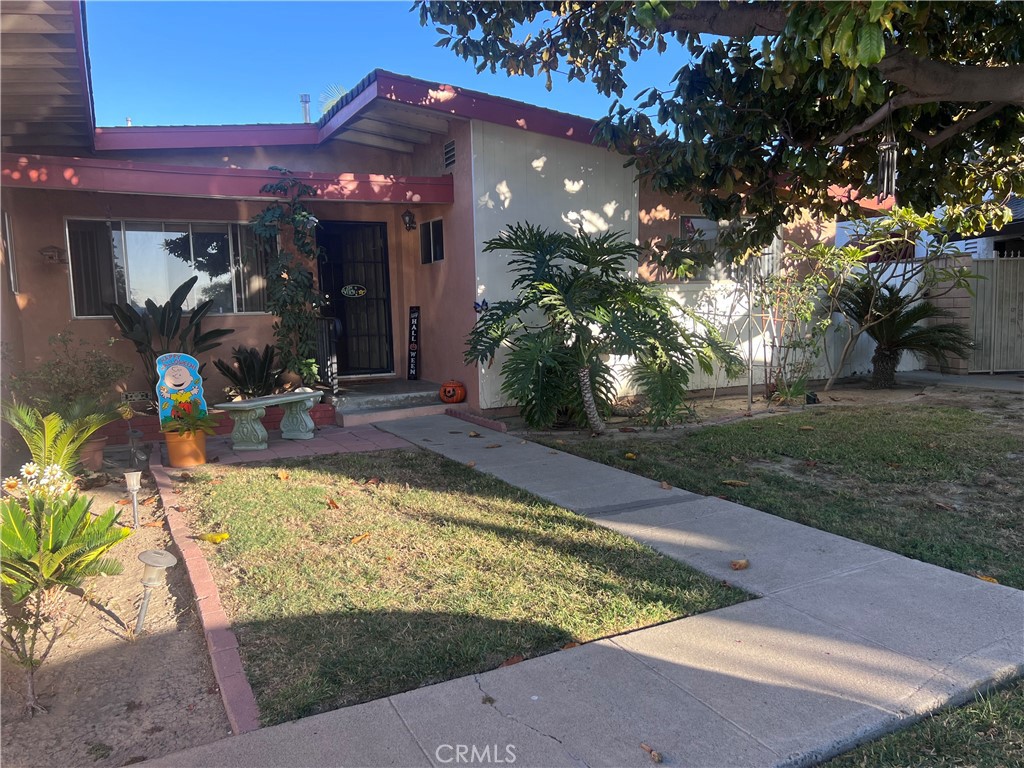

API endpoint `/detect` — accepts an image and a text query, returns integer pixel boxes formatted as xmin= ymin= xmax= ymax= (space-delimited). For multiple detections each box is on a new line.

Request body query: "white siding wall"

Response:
xmin=470 ymin=121 xmax=639 ymax=408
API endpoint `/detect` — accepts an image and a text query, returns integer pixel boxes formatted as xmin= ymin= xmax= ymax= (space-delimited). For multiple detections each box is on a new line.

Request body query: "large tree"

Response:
xmin=418 ymin=1 xmax=1023 ymax=266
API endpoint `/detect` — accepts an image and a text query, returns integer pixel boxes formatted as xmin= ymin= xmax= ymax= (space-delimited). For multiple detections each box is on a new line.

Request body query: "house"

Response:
xmin=0 ymin=3 xmax=957 ymax=425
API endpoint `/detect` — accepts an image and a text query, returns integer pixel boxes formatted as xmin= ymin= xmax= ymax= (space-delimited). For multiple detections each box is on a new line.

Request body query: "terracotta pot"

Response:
xmin=164 ymin=431 xmax=207 ymax=468
xmin=79 ymin=435 xmax=108 ymax=471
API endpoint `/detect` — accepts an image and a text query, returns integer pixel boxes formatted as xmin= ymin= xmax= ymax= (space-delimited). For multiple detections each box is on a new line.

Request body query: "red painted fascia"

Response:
xmin=318 ymin=70 xmax=599 ymax=147
xmin=0 ymin=153 xmax=454 ymax=204
xmin=94 ymin=123 xmax=319 ymax=151
xmin=92 ymin=70 xmax=602 ymax=152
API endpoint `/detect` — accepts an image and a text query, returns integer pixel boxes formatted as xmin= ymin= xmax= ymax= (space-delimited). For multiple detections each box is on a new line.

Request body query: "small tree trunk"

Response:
xmin=577 ymin=367 xmax=606 ymax=434
xmin=824 ymin=328 xmax=863 ymax=391
xmin=871 ymin=346 xmax=901 ymax=388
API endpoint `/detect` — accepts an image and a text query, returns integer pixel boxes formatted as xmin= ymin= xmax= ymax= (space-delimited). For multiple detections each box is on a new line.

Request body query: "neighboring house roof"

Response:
xmin=92 ymin=69 xmax=599 ymax=153
xmin=1 ymin=1 xmax=95 ymax=152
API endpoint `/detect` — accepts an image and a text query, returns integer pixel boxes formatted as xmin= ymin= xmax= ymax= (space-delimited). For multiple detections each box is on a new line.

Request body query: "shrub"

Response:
xmin=213 ymin=345 xmax=282 ymax=399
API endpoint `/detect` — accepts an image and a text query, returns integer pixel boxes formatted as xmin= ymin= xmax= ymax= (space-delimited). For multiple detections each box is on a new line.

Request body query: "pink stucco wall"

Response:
xmin=403 ymin=120 xmax=480 ymax=410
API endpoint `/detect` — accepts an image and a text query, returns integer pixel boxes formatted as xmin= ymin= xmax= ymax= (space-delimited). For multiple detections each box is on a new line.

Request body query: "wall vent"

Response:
xmin=443 ymin=140 xmax=456 ymax=169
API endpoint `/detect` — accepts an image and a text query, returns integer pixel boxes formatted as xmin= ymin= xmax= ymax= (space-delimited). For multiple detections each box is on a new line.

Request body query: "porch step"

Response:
xmin=333 ymin=379 xmax=442 ymax=412
xmin=334 ymin=379 xmax=470 ymax=427
xmin=337 ymin=401 xmax=468 ymax=427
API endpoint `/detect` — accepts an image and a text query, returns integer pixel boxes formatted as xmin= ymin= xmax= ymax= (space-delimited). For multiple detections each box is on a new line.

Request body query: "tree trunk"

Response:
xmin=871 ymin=346 xmax=902 ymax=388
xmin=577 ymin=367 xmax=606 ymax=434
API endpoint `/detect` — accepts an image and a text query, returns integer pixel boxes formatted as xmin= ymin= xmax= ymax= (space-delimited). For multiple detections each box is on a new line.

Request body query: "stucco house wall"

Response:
xmin=469 ymin=120 xmax=639 ymax=409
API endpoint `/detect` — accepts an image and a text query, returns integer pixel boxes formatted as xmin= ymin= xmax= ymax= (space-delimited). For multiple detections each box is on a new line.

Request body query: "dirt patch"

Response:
xmin=1 ymin=472 xmax=230 ymax=768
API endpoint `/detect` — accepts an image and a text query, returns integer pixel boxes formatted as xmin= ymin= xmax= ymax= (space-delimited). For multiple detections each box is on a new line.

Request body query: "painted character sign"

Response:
xmin=155 ymin=353 xmax=208 ymax=425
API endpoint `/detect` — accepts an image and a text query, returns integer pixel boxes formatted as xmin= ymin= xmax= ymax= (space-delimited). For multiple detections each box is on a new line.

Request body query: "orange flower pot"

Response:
xmin=164 ymin=431 xmax=207 ymax=468
xmin=79 ymin=435 xmax=108 ymax=471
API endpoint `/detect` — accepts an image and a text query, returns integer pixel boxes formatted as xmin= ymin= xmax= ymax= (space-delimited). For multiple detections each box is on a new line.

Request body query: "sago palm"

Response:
xmin=1 ymin=492 xmax=129 ymax=711
xmin=466 ymin=224 xmax=743 ymax=432
xmin=838 ymin=281 xmax=973 ymax=388
xmin=2 ymin=402 xmax=116 ymax=474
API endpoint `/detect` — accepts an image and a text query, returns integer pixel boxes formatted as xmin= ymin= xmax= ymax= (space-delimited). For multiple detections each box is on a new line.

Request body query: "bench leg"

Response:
xmin=280 ymin=399 xmax=316 ymax=440
xmin=227 ymin=407 xmax=268 ymax=450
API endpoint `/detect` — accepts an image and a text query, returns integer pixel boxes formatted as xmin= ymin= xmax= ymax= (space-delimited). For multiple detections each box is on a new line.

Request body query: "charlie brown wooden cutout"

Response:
xmin=155 ymin=353 xmax=208 ymax=427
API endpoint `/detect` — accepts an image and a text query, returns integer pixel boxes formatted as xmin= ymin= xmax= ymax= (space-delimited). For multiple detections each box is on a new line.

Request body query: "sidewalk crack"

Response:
xmin=474 ymin=675 xmax=591 ymax=768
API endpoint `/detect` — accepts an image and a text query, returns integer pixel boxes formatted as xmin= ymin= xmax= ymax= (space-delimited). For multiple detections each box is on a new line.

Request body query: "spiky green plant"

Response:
xmin=466 ymin=224 xmax=743 ymax=432
xmin=2 ymin=402 xmax=117 ymax=475
xmin=108 ymin=275 xmax=235 ymax=392
xmin=1 ymin=489 xmax=130 ymax=711
xmin=213 ymin=344 xmax=282 ymax=399
xmin=838 ymin=281 xmax=973 ymax=388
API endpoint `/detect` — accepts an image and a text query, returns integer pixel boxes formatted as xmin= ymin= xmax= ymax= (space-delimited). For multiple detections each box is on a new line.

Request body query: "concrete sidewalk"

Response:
xmin=151 ymin=415 xmax=1023 ymax=768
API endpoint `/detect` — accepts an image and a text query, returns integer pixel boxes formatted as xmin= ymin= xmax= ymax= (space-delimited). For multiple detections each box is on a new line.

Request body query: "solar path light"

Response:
xmin=124 ymin=470 xmax=143 ymax=528
xmin=135 ymin=549 xmax=177 ymax=634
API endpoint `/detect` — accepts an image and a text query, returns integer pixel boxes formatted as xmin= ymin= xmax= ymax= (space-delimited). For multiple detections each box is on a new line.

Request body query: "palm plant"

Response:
xmin=1 ymin=489 xmax=130 ymax=711
xmin=2 ymin=402 xmax=117 ymax=475
xmin=466 ymin=224 xmax=743 ymax=433
xmin=214 ymin=345 xmax=282 ymax=399
xmin=838 ymin=281 xmax=973 ymax=388
xmin=108 ymin=276 xmax=234 ymax=392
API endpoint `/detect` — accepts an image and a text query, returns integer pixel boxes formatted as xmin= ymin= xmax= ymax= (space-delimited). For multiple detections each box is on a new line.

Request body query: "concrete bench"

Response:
xmin=215 ymin=390 xmax=323 ymax=451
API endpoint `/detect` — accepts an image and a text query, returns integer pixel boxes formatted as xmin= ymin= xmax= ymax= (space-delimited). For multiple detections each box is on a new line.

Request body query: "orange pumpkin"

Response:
xmin=439 ymin=380 xmax=467 ymax=404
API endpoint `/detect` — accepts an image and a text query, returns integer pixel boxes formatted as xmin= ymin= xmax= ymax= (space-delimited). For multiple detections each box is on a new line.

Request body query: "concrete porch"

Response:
xmin=333 ymin=379 xmax=468 ymax=426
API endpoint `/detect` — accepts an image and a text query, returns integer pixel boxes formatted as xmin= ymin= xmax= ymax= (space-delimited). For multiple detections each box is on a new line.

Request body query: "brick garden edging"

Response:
xmin=148 ymin=446 xmax=261 ymax=735
xmin=444 ymin=408 xmax=508 ymax=433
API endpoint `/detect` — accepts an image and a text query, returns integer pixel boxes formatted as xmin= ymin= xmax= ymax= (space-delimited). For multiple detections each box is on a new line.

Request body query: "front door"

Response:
xmin=317 ymin=221 xmax=394 ymax=376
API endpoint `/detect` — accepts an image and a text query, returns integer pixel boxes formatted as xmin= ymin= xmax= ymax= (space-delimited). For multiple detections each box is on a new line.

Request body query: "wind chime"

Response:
xmin=877 ymin=110 xmax=898 ymax=200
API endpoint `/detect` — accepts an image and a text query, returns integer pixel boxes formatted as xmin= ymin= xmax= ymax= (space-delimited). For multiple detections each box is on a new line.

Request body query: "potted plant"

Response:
xmin=160 ymin=397 xmax=218 ymax=468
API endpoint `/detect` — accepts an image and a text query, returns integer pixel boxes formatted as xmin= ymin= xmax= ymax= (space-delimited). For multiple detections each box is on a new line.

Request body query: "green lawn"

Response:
xmin=538 ymin=404 xmax=1024 ymax=589
xmin=826 ymin=679 xmax=1024 ymax=767
xmin=179 ymin=450 xmax=747 ymax=725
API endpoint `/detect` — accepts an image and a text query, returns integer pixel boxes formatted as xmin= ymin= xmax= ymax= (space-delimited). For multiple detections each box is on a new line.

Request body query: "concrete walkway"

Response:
xmin=151 ymin=415 xmax=1023 ymax=768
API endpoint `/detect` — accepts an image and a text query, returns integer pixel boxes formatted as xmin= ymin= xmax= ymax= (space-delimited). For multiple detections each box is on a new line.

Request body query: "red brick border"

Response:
xmin=444 ymin=408 xmax=508 ymax=433
xmin=148 ymin=446 xmax=261 ymax=735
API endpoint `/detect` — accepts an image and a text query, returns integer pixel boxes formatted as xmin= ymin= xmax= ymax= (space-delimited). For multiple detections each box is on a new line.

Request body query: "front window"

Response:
xmin=67 ymin=219 xmax=267 ymax=317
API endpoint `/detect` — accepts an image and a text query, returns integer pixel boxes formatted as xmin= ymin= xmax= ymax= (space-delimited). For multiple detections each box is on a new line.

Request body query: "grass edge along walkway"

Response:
xmin=178 ymin=449 xmax=749 ymax=725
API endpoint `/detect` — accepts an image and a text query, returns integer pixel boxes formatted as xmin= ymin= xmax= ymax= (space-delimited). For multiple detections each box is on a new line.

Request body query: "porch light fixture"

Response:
xmin=125 ymin=470 xmax=143 ymax=528
xmin=135 ymin=549 xmax=177 ymax=634
xmin=39 ymin=245 xmax=67 ymax=264
xmin=401 ymin=209 xmax=418 ymax=231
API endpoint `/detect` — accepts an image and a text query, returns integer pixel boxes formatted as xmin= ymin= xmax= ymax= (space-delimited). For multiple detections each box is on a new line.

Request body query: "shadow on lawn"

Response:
xmin=231 ymin=608 xmax=578 ymax=726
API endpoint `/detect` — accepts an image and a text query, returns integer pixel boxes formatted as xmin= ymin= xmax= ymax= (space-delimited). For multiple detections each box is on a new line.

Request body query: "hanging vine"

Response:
xmin=250 ymin=167 xmax=322 ymax=385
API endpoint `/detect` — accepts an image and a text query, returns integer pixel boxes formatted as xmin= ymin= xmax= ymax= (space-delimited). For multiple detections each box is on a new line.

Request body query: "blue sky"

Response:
xmin=86 ymin=1 xmax=679 ymax=127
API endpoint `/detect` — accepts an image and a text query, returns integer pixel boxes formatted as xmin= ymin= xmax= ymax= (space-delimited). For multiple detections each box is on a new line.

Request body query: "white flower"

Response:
xmin=20 ymin=463 xmax=39 ymax=480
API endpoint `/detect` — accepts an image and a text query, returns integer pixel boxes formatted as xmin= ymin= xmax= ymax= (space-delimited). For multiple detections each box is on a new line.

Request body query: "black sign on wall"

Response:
xmin=407 ymin=306 xmax=421 ymax=380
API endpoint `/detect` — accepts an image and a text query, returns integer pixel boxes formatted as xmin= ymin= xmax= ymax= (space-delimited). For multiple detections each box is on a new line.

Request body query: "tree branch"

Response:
xmin=657 ymin=2 xmax=787 ymax=38
xmin=829 ymin=93 xmax=936 ymax=146
xmin=657 ymin=6 xmax=1024 ymax=106
xmin=876 ymin=47 xmax=1024 ymax=105
xmin=909 ymin=103 xmax=1009 ymax=149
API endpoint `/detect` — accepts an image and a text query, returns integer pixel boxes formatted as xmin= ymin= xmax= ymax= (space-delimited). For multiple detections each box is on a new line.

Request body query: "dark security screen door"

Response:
xmin=317 ymin=221 xmax=394 ymax=375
